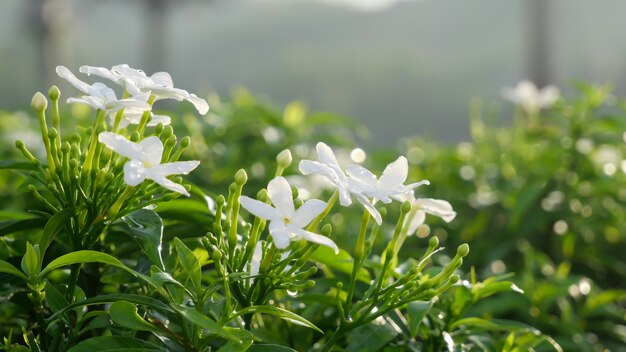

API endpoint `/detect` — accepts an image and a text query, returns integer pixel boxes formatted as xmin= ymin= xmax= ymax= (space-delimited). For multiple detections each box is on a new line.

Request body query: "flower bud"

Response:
xmin=48 ymin=128 xmax=58 ymax=140
xmin=216 ymin=195 xmax=226 ymax=206
xmin=31 ymin=92 xmax=48 ymax=111
xmin=257 ymin=189 xmax=268 ymax=202
xmin=456 ymin=243 xmax=470 ymax=257
xmin=180 ymin=136 xmax=191 ymax=148
xmin=321 ymin=224 xmax=332 ymax=236
xmin=276 ymin=149 xmax=292 ymax=168
xmin=234 ymin=169 xmax=248 ymax=185
xmin=48 ymin=85 xmax=60 ymax=101
xmin=401 ymin=200 xmax=412 ymax=213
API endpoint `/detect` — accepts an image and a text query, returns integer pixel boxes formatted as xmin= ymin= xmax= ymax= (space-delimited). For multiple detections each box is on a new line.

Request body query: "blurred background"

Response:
xmin=3 ymin=0 xmax=626 ymax=145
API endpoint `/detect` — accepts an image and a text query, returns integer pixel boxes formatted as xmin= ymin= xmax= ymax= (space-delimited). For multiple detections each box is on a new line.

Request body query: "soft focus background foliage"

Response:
xmin=2 ymin=0 xmax=626 ymax=350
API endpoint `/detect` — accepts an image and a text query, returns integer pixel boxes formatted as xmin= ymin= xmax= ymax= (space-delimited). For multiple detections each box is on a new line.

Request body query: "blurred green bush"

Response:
xmin=1 ymin=83 xmax=624 ymax=350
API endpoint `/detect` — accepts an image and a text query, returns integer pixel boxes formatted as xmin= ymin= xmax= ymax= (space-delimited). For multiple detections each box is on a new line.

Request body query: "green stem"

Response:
xmin=344 ymin=210 xmax=370 ymax=316
xmin=307 ymin=191 xmax=338 ymax=232
xmin=82 ymin=110 xmax=105 ymax=175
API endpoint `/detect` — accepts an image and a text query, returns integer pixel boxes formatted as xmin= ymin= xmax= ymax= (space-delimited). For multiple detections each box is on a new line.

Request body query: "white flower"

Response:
xmin=239 ymin=176 xmax=339 ymax=253
xmin=299 ymin=142 xmax=383 ymax=224
xmin=56 ymin=65 xmax=151 ymax=114
xmin=109 ymin=111 xmax=172 ymax=129
xmin=398 ymin=191 xmax=456 ymax=235
xmin=346 ymin=156 xmax=429 ymax=204
xmin=501 ymin=80 xmax=560 ymax=112
xmin=98 ymin=132 xmax=199 ymax=196
xmin=249 ymin=241 xmax=263 ymax=279
xmin=80 ymin=64 xmax=209 ymax=115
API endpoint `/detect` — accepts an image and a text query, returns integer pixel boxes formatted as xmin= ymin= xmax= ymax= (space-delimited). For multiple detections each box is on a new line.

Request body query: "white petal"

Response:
xmin=67 ymin=96 xmax=105 ymax=110
xmin=353 ymin=193 xmax=382 ymax=225
xmin=250 ymin=241 xmax=263 ymax=278
xmin=415 ymin=198 xmax=457 ymax=222
xmin=269 ymin=221 xmax=291 ymax=249
xmin=56 ymin=65 xmax=91 ymax=93
xmin=90 ymin=82 xmax=117 ymax=100
xmin=287 ymin=224 xmax=339 ymax=254
xmin=187 ymin=93 xmax=209 ymax=115
xmin=291 ymin=199 xmax=327 ymax=228
xmin=152 ymin=161 xmax=200 ymax=177
xmin=379 ymin=156 xmax=408 ymax=190
xmin=106 ymin=97 xmax=151 ymax=112
xmin=98 ymin=132 xmax=145 ymax=161
xmin=123 ymin=160 xmax=147 ymax=186
xmin=147 ymin=171 xmax=190 ymax=196
xmin=150 ymin=71 xmax=174 ymax=88
xmin=346 ymin=164 xmax=378 ymax=188
xmin=79 ymin=65 xmax=121 ymax=83
xmin=316 ymin=142 xmax=341 ymax=168
xmin=267 ymin=177 xmax=295 ymax=220
xmin=239 ymin=196 xmax=280 ymax=221
xmin=138 ymin=136 xmax=164 ymax=167
xmin=147 ymin=114 xmax=172 ymax=126
xmin=406 ymin=210 xmax=426 ymax=235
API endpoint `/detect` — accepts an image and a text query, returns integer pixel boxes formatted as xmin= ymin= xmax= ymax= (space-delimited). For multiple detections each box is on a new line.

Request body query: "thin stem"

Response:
xmin=344 ymin=210 xmax=370 ymax=316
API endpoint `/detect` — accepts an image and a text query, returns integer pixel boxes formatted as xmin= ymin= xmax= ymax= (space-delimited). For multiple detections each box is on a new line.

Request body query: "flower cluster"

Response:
xmin=502 ymin=80 xmax=560 ymax=113
xmin=56 ymin=64 xmax=208 ymax=197
xmin=239 ymin=142 xmax=456 ymax=254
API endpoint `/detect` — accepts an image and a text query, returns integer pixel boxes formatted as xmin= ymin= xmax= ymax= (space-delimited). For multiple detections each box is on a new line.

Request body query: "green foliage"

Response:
xmin=0 ymin=79 xmax=571 ymax=352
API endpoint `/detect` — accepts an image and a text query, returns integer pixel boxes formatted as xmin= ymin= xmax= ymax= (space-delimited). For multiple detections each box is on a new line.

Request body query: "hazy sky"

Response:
xmin=2 ymin=0 xmax=626 ymax=146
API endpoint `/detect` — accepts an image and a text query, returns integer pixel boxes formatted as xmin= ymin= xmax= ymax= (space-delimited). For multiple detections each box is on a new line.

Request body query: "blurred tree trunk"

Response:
xmin=527 ymin=0 xmax=550 ymax=87
xmin=27 ymin=0 xmax=73 ymax=88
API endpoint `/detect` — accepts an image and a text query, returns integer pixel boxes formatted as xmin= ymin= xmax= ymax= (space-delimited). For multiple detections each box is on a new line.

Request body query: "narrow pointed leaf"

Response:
xmin=39 ymin=250 xmax=127 ymax=278
xmin=173 ymin=304 xmax=239 ymax=341
xmin=0 ymin=260 xmax=27 ymax=280
xmin=114 ymin=209 xmax=165 ymax=269
xmin=216 ymin=328 xmax=254 ymax=352
xmin=109 ymin=300 xmax=158 ymax=332
xmin=0 ymin=160 xmax=38 ymax=170
xmin=66 ymin=336 xmax=167 ymax=352
xmin=231 ymin=305 xmax=322 ymax=333
xmin=173 ymin=237 xmax=201 ymax=295
xmin=39 ymin=207 xmax=76 ymax=255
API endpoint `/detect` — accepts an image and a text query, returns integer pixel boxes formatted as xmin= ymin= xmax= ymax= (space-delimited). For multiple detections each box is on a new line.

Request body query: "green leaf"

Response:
xmin=39 ymin=208 xmax=76 ymax=256
xmin=406 ymin=300 xmax=435 ymax=337
xmin=0 ymin=160 xmax=38 ymax=171
xmin=115 ymin=209 xmax=165 ymax=270
xmin=21 ymin=242 xmax=40 ymax=277
xmin=39 ymin=250 xmax=128 ymax=278
xmin=216 ymin=328 xmax=254 ymax=352
xmin=311 ymin=246 xmax=370 ymax=283
xmin=67 ymin=336 xmax=167 ymax=352
xmin=471 ymin=281 xmax=524 ymax=300
xmin=109 ymin=301 xmax=158 ymax=332
xmin=0 ymin=259 xmax=27 ymax=280
xmin=248 ymin=345 xmax=297 ymax=352
xmin=173 ymin=237 xmax=202 ymax=295
xmin=0 ymin=217 xmax=47 ymax=235
xmin=345 ymin=316 xmax=400 ymax=352
xmin=47 ymin=294 xmax=174 ymax=323
xmin=173 ymin=304 xmax=239 ymax=341
xmin=584 ymin=290 xmax=626 ymax=312
xmin=45 ymin=281 xmax=71 ymax=324
xmin=232 ymin=305 xmax=322 ymax=333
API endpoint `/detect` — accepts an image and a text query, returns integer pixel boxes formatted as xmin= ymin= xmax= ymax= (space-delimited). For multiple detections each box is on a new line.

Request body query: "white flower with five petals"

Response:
xmin=98 ymin=132 xmax=199 ymax=196
xmin=501 ymin=80 xmax=560 ymax=113
xmin=396 ymin=191 xmax=456 ymax=235
xmin=56 ymin=65 xmax=151 ymax=114
xmin=239 ymin=176 xmax=339 ymax=253
xmin=80 ymin=64 xmax=209 ymax=115
xmin=346 ymin=156 xmax=429 ymax=204
xmin=299 ymin=142 xmax=384 ymax=224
